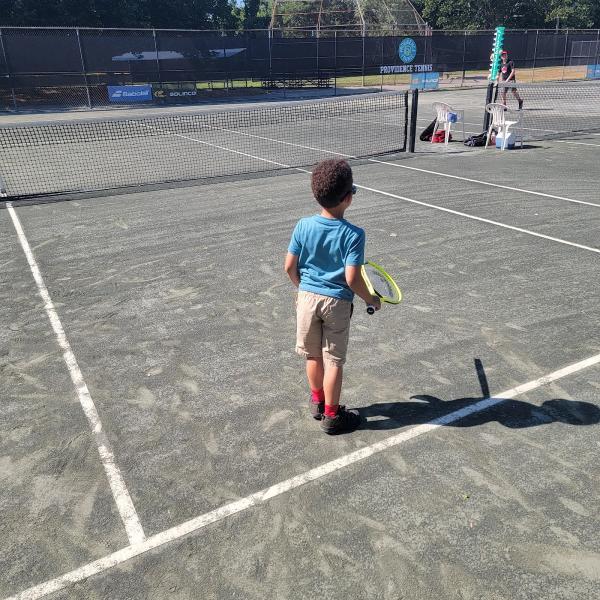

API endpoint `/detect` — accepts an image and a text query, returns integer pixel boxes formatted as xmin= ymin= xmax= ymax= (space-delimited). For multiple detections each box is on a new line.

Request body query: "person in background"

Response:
xmin=498 ymin=50 xmax=523 ymax=110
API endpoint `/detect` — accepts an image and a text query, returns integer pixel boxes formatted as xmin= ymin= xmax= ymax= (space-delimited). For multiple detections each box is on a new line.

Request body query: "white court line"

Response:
xmin=355 ymin=183 xmax=600 ymax=254
xmin=141 ymin=122 xmax=600 ymax=252
xmin=131 ymin=120 xmax=291 ymax=169
xmin=415 ymin=114 xmax=600 ymax=141
xmin=7 ymin=351 xmax=600 ymax=600
xmin=367 ymin=158 xmax=600 ymax=209
xmin=554 ymin=139 xmax=600 ymax=147
xmin=6 ymin=203 xmax=145 ymax=546
xmin=183 ymin=118 xmax=600 ymax=210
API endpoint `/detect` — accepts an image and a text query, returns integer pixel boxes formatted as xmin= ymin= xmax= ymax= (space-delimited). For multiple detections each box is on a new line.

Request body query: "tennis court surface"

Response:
xmin=1 ymin=86 xmax=600 ymax=600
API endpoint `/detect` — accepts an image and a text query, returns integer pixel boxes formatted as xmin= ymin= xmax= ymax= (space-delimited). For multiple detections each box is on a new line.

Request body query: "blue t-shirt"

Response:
xmin=288 ymin=215 xmax=365 ymax=301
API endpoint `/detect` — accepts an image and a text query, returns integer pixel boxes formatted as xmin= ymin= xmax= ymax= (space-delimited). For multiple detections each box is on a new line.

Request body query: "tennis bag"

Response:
xmin=464 ymin=132 xmax=489 ymax=147
xmin=431 ymin=129 xmax=452 ymax=143
xmin=419 ymin=119 xmax=437 ymax=141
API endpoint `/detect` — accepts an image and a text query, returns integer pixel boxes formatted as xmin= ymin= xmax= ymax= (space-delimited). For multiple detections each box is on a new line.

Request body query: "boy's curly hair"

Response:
xmin=311 ymin=159 xmax=353 ymax=209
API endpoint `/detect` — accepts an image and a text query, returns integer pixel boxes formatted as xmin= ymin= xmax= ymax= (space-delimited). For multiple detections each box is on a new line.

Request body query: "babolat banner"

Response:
xmin=108 ymin=85 xmax=153 ymax=103
xmin=379 ymin=37 xmax=433 ymax=75
xmin=587 ymin=64 xmax=600 ymax=79
xmin=153 ymin=83 xmax=198 ymax=101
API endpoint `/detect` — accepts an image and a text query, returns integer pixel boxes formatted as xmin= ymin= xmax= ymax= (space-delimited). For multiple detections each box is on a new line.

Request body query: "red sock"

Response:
xmin=324 ymin=404 xmax=339 ymax=418
xmin=311 ymin=388 xmax=325 ymax=403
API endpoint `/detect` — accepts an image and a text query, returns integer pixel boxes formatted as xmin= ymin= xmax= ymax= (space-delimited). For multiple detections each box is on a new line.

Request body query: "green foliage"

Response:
xmin=0 ymin=0 xmax=598 ymax=29
xmin=0 ymin=0 xmax=241 ymax=29
xmin=414 ymin=0 xmax=598 ymax=29
xmin=243 ymin=0 xmax=270 ymax=28
xmin=545 ymin=0 xmax=596 ymax=28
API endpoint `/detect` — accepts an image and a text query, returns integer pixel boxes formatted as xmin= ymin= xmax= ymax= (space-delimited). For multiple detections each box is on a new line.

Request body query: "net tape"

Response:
xmin=0 ymin=92 xmax=408 ymax=198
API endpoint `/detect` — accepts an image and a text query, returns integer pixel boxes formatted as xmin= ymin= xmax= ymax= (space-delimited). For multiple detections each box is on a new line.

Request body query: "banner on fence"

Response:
xmin=153 ymin=82 xmax=198 ymax=101
xmin=108 ymin=84 xmax=153 ymax=103
xmin=586 ymin=64 xmax=600 ymax=79
xmin=410 ymin=71 xmax=440 ymax=90
xmin=380 ymin=36 xmax=433 ymax=75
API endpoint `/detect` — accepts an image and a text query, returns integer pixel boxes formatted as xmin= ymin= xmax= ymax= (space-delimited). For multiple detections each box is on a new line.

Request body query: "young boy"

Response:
xmin=284 ymin=159 xmax=380 ymax=435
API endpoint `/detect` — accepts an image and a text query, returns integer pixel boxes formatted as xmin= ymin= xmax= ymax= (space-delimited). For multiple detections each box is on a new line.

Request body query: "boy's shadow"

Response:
xmin=357 ymin=359 xmax=600 ymax=431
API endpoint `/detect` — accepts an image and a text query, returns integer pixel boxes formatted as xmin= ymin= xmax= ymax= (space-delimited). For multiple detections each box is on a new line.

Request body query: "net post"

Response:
xmin=76 ymin=28 xmax=92 ymax=109
xmin=0 ymin=172 xmax=7 ymax=197
xmin=408 ymin=88 xmax=418 ymax=153
xmin=483 ymin=81 xmax=494 ymax=131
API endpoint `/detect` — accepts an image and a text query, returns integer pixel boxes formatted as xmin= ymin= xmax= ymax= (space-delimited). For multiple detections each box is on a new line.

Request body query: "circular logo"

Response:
xmin=398 ymin=38 xmax=417 ymax=64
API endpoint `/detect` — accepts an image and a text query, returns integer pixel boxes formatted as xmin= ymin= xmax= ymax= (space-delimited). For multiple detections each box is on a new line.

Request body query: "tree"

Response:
xmin=415 ymin=0 xmax=549 ymax=30
xmin=545 ymin=0 xmax=596 ymax=28
xmin=0 ymin=0 xmax=242 ymax=29
xmin=414 ymin=0 xmax=600 ymax=29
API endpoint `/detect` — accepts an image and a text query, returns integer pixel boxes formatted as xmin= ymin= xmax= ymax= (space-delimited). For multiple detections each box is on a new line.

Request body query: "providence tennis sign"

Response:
xmin=380 ymin=64 xmax=433 ymax=74
xmin=380 ymin=37 xmax=432 ymax=74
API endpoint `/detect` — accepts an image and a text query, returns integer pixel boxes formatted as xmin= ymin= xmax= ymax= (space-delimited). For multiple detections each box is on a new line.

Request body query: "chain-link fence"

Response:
xmin=1 ymin=27 xmax=599 ymax=112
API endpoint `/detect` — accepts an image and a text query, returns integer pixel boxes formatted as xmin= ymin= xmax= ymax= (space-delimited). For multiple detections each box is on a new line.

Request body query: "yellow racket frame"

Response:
xmin=361 ymin=260 xmax=402 ymax=313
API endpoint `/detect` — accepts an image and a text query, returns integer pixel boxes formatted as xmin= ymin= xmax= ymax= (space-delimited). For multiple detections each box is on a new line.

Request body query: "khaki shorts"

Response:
xmin=295 ymin=290 xmax=353 ymax=366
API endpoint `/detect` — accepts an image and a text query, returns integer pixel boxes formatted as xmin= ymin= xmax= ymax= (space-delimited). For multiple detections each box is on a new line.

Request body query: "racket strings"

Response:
xmin=364 ymin=266 xmax=395 ymax=299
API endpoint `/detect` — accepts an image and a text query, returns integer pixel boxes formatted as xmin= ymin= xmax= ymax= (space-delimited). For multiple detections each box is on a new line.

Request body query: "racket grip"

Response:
xmin=366 ymin=305 xmax=375 ymax=315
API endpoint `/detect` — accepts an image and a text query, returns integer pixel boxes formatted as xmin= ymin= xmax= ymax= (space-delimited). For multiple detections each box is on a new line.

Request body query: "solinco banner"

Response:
xmin=380 ymin=37 xmax=433 ymax=75
xmin=153 ymin=83 xmax=198 ymax=102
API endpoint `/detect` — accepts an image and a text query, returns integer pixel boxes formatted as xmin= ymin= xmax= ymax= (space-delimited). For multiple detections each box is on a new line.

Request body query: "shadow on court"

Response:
xmin=358 ymin=357 xmax=600 ymax=431
xmin=358 ymin=396 xmax=600 ymax=431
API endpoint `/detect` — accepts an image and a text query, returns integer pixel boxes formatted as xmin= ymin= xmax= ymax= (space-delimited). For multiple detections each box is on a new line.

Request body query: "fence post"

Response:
xmin=316 ymin=31 xmax=319 ymax=75
xmin=380 ymin=37 xmax=384 ymax=91
xmin=0 ymin=27 xmax=17 ymax=110
xmin=460 ymin=30 xmax=467 ymax=87
xmin=268 ymin=28 xmax=272 ymax=73
xmin=76 ymin=28 xmax=92 ymax=108
xmin=561 ymin=29 xmax=569 ymax=80
xmin=362 ymin=33 xmax=365 ymax=86
xmin=531 ymin=29 xmax=539 ymax=82
xmin=152 ymin=29 xmax=162 ymax=85
xmin=334 ymin=30 xmax=337 ymax=96
xmin=224 ymin=36 xmax=229 ymax=91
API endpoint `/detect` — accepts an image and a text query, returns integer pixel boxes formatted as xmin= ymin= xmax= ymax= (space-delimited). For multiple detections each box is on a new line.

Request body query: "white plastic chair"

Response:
xmin=431 ymin=102 xmax=465 ymax=146
xmin=485 ymin=103 xmax=523 ymax=151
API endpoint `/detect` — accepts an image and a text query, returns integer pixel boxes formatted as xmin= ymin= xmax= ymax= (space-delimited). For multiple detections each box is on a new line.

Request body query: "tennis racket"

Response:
xmin=361 ymin=260 xmax=402 ymax=315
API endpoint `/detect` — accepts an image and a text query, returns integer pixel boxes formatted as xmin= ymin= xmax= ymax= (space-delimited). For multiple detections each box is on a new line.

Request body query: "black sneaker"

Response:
xmin=310 ymin=398 xmax=325 ymax=420
xmin=320 ymin=405 xmax=361 ymax=435
xmin=518 ymin=99 xmax=523 ymax=110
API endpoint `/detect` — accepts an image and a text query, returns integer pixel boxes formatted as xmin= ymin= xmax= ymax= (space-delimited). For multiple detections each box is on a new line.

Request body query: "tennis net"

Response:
xmin=494 ymin=80 xmax=600 ymax=141
xmin=0 ymin=92 xmax=409 ymax=199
